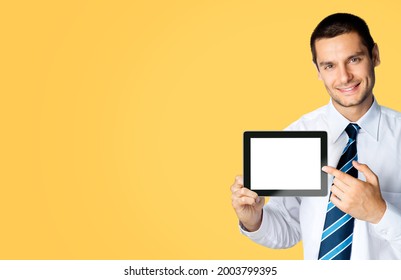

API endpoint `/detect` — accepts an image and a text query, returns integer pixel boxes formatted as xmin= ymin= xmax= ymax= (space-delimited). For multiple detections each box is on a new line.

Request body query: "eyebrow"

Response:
xmin=318 ymin=51 xmax=366 ymax=67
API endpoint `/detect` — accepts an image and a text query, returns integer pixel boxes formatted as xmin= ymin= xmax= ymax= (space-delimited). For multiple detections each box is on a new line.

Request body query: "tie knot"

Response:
xmin=345 ymin=123 xmax=360 ymax=140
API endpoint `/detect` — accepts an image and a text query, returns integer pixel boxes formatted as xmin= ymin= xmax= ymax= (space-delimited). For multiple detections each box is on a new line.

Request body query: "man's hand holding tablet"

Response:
xmin=231 ymin=175 xmax=265 ymax=232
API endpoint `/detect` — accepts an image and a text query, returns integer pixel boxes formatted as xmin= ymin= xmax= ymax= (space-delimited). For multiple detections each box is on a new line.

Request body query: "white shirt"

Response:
xmin=241 ymin=98 xmax=401 ymax=259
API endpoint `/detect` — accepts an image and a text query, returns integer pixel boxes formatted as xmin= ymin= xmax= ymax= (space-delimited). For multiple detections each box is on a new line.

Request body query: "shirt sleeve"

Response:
xmin=239 ymin=197 xmax=302 ymax=249
xmin=372 ymin=201 xmax=401 ymax=249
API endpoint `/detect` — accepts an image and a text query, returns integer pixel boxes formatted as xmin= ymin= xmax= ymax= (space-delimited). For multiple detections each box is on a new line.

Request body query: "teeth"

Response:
xmin=338 ymin=84 xmax=358 ymax=92
xmin=343 ymin=86 xmax=355 ymax=91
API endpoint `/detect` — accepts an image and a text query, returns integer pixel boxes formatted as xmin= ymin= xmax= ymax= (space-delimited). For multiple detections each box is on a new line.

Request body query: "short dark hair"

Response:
xmin=310 ymin=13 xmax=375 ymax=65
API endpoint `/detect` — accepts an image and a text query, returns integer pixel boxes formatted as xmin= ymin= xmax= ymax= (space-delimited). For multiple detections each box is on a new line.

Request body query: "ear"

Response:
xmin=372 ymin=43 xmax=381 ymax=67
xmin=313 ymin=61 xmax=322 ymax=80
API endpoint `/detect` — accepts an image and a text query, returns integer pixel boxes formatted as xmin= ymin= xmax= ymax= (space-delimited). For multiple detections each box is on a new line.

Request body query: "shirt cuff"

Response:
xmin=239 ymin=210 xmax=269 ymax=240
xmin=373 ymin=201 xmax=401 ymax=241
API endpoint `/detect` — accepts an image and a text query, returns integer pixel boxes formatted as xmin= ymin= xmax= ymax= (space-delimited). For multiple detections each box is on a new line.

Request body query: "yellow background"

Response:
xmin=1 ymin=0 xmax=401 ymax=260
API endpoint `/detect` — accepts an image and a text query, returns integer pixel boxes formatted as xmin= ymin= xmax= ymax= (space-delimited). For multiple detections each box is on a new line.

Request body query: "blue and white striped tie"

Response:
xmin=318 ymin=123 xmax=360 ymax=260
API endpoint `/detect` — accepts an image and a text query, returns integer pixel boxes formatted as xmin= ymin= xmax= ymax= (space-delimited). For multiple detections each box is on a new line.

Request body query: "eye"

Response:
xmin=324 ymin=64 xmax=334 ymax=70
xmin=350 ymin=57 xmax=361 ymax=63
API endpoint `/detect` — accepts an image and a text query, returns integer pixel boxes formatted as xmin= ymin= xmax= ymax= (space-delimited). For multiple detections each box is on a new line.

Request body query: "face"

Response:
xmin=314 ymin=32 xmax=380 ymax=118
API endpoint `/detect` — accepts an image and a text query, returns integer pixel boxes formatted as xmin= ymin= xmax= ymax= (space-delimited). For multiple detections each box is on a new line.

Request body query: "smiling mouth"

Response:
xmin=336 ymin=82 xmax=361 ymax=93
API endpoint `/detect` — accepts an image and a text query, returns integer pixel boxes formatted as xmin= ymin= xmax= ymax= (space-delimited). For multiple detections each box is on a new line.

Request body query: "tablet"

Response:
xmin=243 ymin=131 xmax=327 ymax=196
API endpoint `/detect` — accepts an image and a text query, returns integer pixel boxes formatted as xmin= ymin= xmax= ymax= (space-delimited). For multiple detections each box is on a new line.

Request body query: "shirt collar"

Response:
xmin=327 ymin=97 xmax=381 ymax=143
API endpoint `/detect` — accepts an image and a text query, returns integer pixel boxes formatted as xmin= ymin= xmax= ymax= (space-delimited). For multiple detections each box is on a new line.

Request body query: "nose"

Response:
xmin=338 ymin=64 xmax=353 ymax=84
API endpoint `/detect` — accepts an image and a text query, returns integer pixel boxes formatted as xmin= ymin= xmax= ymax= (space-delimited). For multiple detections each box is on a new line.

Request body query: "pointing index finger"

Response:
xmin=322 ymin=165 xmax=357 ymax=186
xmin=322 ymin=165 xmax=339 ymax=176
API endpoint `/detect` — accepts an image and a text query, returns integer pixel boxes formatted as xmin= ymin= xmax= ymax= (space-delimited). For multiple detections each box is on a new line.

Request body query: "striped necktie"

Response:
xmin=318 ymin=123 xmax=360 ymax=260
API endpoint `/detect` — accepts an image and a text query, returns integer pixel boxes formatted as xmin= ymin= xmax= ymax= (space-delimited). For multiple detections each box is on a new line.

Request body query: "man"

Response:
xmin=230 ymin=13 xmax=401 ymax=260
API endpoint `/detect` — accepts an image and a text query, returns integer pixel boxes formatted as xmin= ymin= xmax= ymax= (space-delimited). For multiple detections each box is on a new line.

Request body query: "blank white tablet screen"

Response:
xmin=250 ymin=138 xmax=321 ymax=190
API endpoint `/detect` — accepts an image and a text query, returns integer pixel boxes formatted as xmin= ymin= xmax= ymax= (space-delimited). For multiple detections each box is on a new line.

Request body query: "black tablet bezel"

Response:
xmin=243 ymin=131 xmax=328 ymax=196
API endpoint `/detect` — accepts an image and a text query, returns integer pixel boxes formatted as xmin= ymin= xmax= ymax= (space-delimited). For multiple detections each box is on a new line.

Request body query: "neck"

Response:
xmin=333 ymin=95 xmax=374 ymax=122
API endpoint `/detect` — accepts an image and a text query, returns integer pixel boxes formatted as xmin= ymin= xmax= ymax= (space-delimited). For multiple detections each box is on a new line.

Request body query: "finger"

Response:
xmin=232 ymin=185 xmax=258 ymax=199
xmin=232 ymin=196 xmax=259 ymax=208
xmin=330 ymin=184 xmax=344 ymax=200
xmin=352 ymin=161 xmax=379 ymax=185
xmin=230 ymin=182 xmax=242 ymax=193
xmin=330 ymin=192 xmax=344 ymax=211
xmin=238 ymin=188 xmax=258 ymax=200
xmin=332 ymin=176 xmax=350 ymax=192
xmin=230 ymin=175 xmax=244 ymax=193
xmin=322 ymin=165 xmax=359 ymax=186
xmin=235 ymin=175 xmax=243 ymax=185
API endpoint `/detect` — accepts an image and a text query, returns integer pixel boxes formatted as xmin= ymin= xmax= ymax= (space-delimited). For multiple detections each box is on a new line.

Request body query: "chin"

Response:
xmin=334 ymin=94 xmax=371 ymax=108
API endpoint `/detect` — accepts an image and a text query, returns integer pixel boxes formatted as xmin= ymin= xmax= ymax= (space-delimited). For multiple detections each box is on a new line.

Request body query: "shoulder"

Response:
xmin=285 ymin=104 xmax=329 ymax=131
xmin=380 ymin=105 xmax=401 ymax=120
xmin=379 ymin=105 xmax=401 ymax=135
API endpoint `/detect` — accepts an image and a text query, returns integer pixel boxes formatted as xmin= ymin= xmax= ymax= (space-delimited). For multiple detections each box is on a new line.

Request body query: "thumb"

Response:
xmin=256 ymin=196 xmax=265 ymax=206
xmin=352 ymin=161 xmax=379 ymax=186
